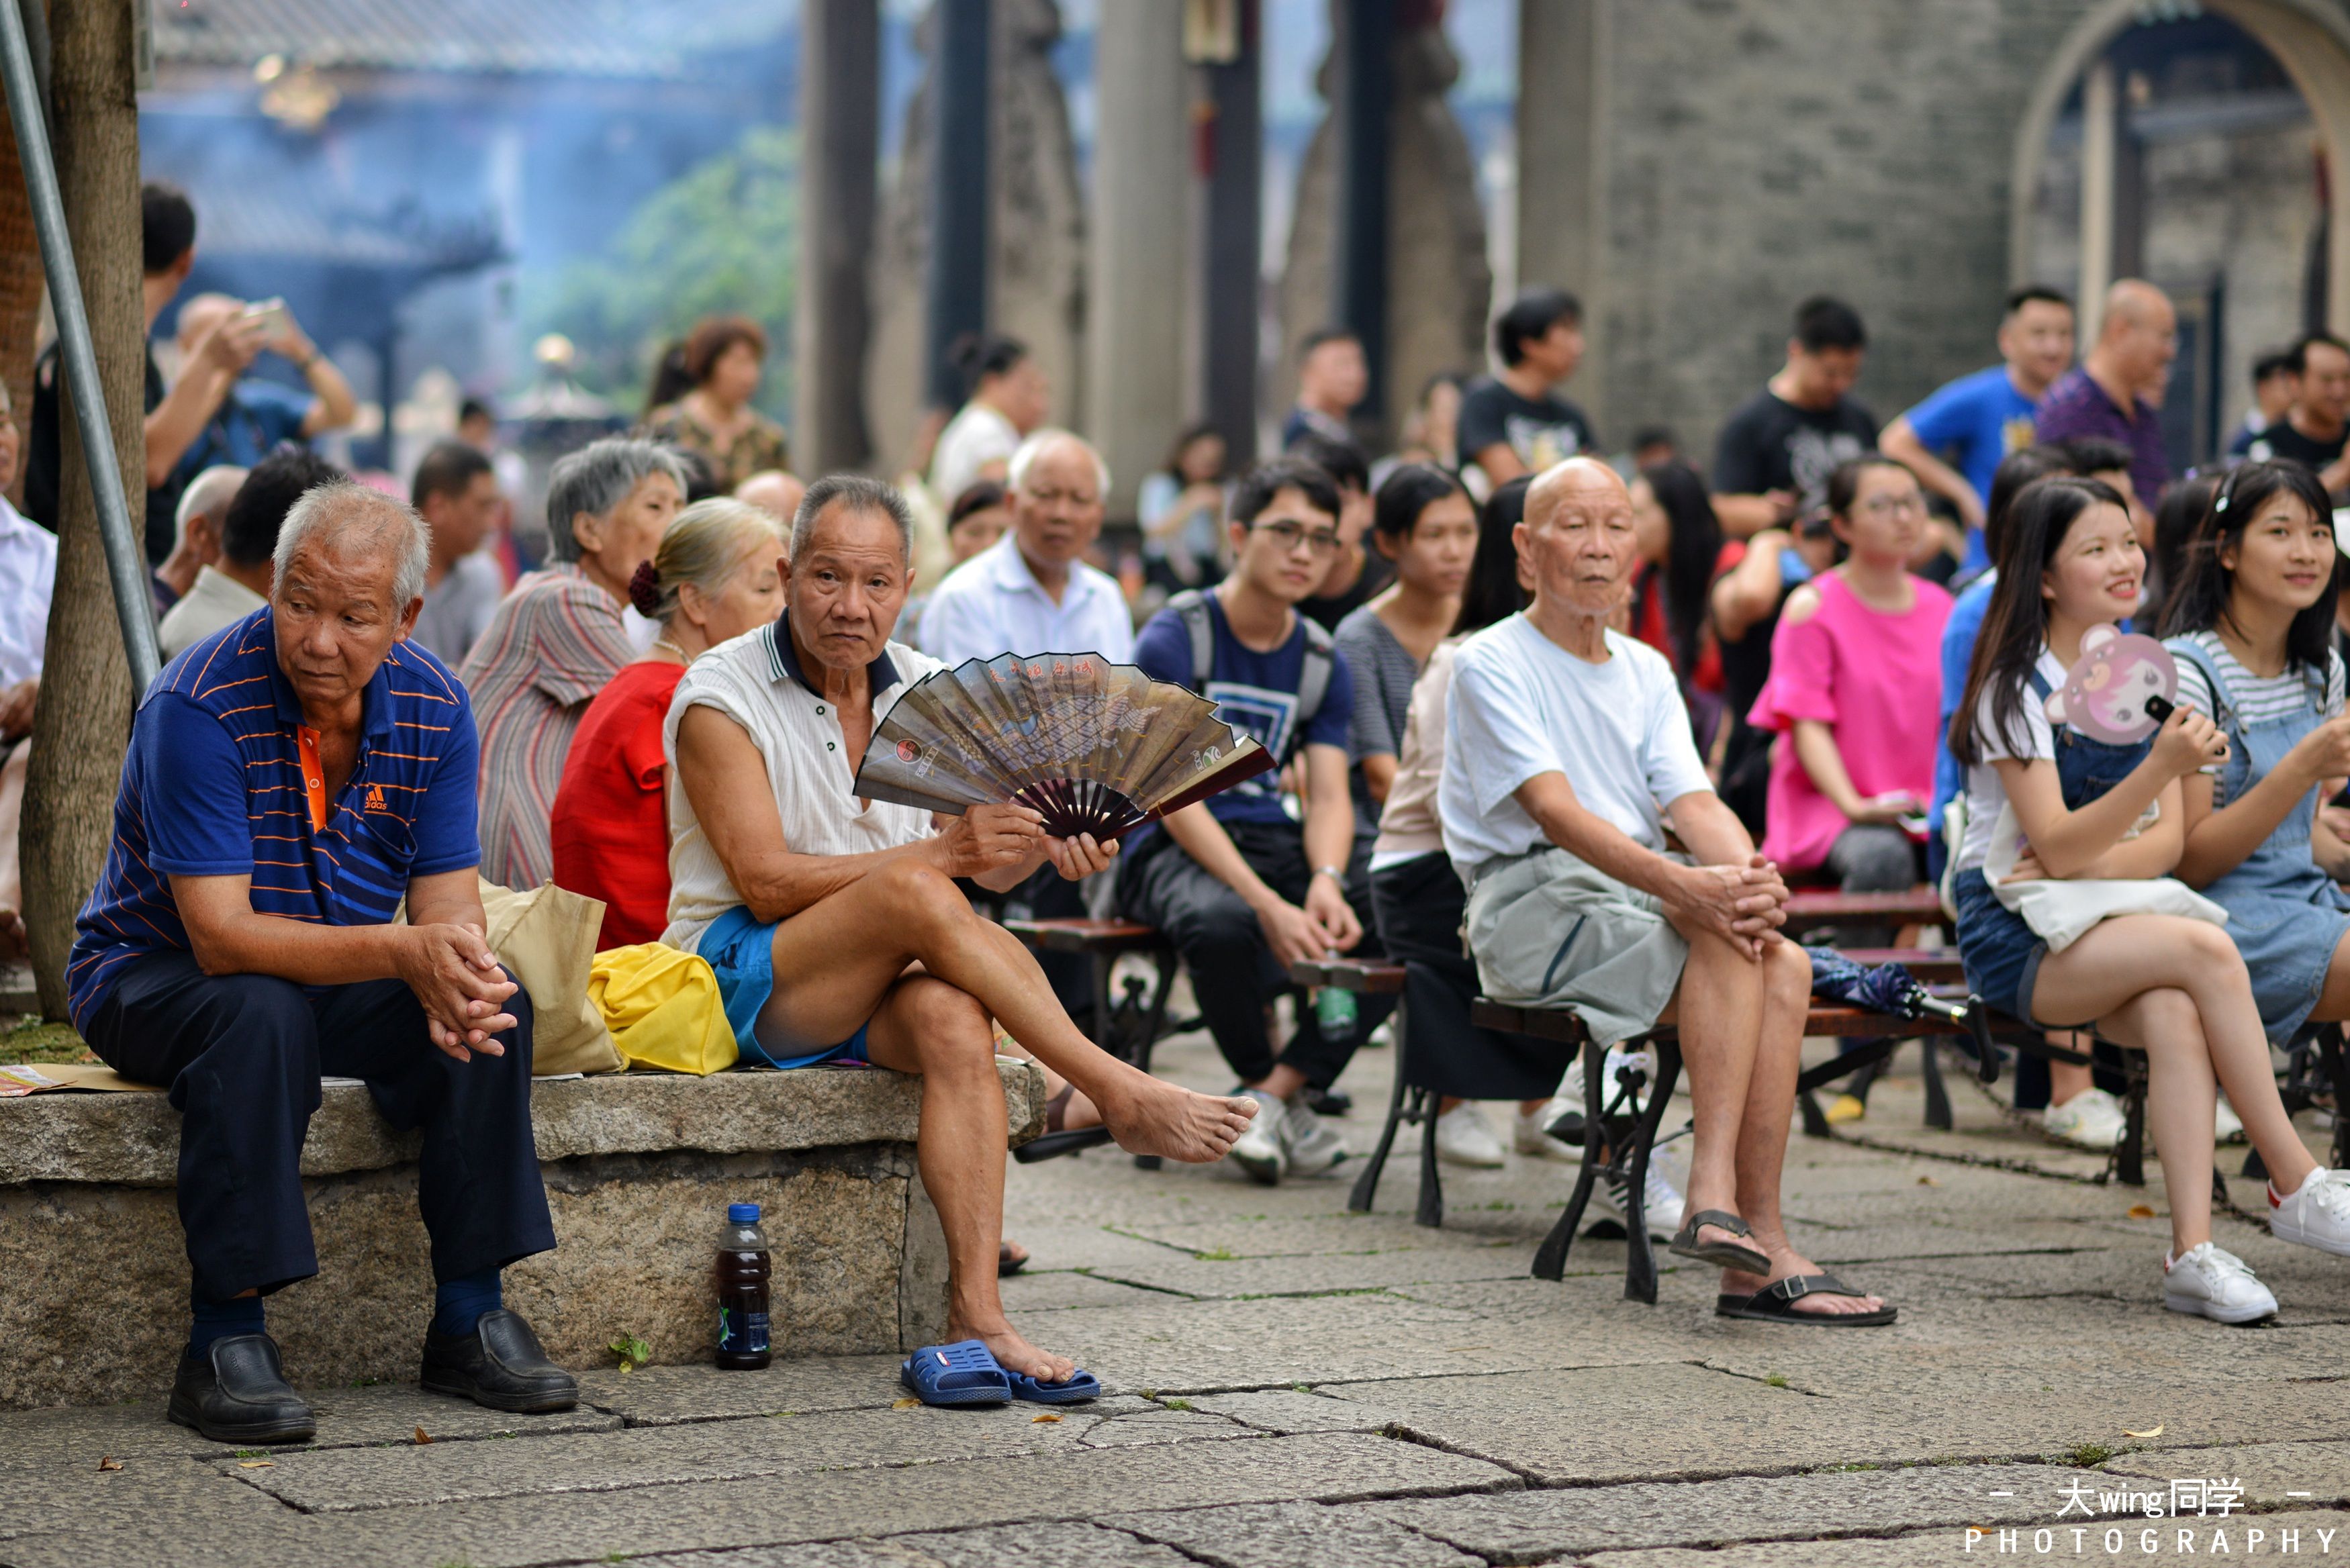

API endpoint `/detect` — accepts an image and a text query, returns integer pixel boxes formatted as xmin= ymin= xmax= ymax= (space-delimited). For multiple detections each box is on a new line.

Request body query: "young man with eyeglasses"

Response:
xmin=1117 ymin=457 xmax=1391 ymax=1183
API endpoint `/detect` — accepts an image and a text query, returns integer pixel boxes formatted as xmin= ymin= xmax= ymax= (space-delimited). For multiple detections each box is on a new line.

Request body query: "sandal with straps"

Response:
xmin=1715 ymin=1272 xmax=1897 ymax=1327
xmin=1666 ymin=1208 xmax=1772 ymax=1275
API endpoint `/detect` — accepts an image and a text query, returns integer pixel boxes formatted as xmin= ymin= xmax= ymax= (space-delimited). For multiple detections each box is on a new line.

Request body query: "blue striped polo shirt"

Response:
xmin=67 ymin=607 xmax=481 ymax=1032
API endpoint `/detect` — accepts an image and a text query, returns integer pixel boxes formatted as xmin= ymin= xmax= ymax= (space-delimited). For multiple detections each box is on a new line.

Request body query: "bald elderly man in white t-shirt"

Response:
xmin=1440 ymin=458 xmax=1894 ymax=1326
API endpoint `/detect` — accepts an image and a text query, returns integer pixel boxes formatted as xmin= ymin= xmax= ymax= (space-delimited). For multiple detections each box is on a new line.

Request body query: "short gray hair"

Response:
xmin=647 ymin=497 xmax=783 ymax=625
xmin=545 ymin=437 xmax=689 ymax=562
xmin=1008 ymin=428 xmax=1111 ymax=499
xmin=791 ymin=474 xmax=914 ymax=565
xmin=175 ymin=464 xmax=247 ymax=546
xmin=273 ymin=481 xmax=430 ymax=609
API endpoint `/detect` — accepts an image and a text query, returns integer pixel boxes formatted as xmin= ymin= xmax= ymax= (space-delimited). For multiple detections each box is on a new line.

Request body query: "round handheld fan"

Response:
xmin=2042 ymin=624 xmax=2178 ymax=744
xmin=851 ymin=652 xmax=1275 ymax=840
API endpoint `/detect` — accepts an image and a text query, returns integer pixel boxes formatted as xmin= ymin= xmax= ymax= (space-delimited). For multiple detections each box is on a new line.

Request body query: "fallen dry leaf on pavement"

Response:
xmin=1917 ymin=1175 xmax=1940 ymax=1187
xmin=892 ymin=1398 xmax=921 ymax=1410
xmin=2127 ymin=1204 xmax=2157 ymax=1219
xmin=1031 ymin=1414 xmax=1061 ymax=1424
xmin=2123 ymin=1424 xmax=2165 ymax=1438
xmin=413 ymin=1426 xmax=432 ymax=1444
xmin=236 ymin=1461 xmax=275 ymax=1469
xmin=95 ymin=1457 xmax=122 ymax=1471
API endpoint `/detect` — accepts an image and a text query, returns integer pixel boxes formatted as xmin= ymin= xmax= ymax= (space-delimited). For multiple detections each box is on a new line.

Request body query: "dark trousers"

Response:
xmin=83 ymin=950 xmax=557 ymax=1304
xmin=1371 ymin=850 xmax=1567 ymax=1102
xmin=1117 ymin=818 xmax=1391 ymax=1089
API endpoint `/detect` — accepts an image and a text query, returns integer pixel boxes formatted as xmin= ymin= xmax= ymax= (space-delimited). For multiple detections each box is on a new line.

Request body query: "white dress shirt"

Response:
xmin=914 ymin=532 xmax=1135 ymax=667
xmin=928 ymin=401 xmax=1020 ymax=508
xmin=0 ymin=498 xmax=54 ymax=687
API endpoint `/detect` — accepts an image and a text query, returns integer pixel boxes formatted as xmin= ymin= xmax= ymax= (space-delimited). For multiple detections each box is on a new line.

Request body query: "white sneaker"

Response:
xmin=1227 ymin=1089 xmax=1287 ymax=1185
xmin=2042 ymin=1087 xmax=2127 ymax=1151
xmin=1599 ymin=1047 xmax=1651 ymax=1117
xmin=1278 ymin=1096 xmax=1348 ymax=1178
xmin=2163 ymin=1241 xmax=2278 ymax=1324
xmin=1514 ymin=1099 xmax=1583 ymax=1163
xmin=2269 ymin=1167 xmax=2350 ymax=1257
xmin=1433 ymin=1103 xmax=1506 ymax=1168
xmin=2214 ymin=1093 xmax=2245 ymax=1146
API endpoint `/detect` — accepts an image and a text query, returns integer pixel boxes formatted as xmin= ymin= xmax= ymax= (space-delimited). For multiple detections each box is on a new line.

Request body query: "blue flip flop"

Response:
xmin=1006 ymin=1367 xmax=1101 ymax=1404
xmin=899 ymin=1340 xmax=1013 ymax=1406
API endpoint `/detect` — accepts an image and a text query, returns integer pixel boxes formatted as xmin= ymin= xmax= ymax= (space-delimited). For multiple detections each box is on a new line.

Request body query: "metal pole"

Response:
xmin=1331 ymin=0 xmax=1391 ymax=432
xmin=925 ymin=0 xmax=990 ymax=412
xmin=0 ymin=0 xmax=160 ymax=691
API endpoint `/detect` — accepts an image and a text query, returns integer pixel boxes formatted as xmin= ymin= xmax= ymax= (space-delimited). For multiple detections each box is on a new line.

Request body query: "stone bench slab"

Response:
xmin=0 ymin=1062 xmax=1046 ymax=1410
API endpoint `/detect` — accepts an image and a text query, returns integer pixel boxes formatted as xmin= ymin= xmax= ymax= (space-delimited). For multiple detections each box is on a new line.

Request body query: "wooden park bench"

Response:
xmin=1002 ymin=918 xmax=1184 ymax=1165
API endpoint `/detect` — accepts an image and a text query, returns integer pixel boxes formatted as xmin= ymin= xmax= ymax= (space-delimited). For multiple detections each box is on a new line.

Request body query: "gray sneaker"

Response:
xmin=1279 ymin=1096 xmax=1348 ymax=1178
xmin=1226 ymin=1089 xmax=1287 ymax=1185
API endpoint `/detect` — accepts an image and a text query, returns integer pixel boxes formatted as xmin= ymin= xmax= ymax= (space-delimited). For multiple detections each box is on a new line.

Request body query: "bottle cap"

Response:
xmin=727 ymin=1202 xmax=761 ymax=1224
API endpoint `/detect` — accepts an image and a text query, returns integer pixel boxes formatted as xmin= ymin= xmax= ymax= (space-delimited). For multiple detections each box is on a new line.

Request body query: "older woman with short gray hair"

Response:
xmin=461 ymin=437 xmax=686 ymax=887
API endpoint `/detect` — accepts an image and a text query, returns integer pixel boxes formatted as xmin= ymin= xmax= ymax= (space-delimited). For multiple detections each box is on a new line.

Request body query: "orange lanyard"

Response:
xmin=295 ymin=726 xmax=328 ymax=834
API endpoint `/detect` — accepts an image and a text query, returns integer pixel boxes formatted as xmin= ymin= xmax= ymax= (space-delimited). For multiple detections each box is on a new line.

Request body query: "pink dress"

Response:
xmin=1750 ymin=570 xmax=1953 ymax=874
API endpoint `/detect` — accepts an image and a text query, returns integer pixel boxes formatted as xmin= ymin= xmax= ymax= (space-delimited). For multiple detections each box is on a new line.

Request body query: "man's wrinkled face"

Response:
xmin=784 ymin=502 xmax=910 ymax=670
xmin=1517 ymin=477 xmax=1639 ymax=618
xmin=1012 ymin=440 xmax=1105 ymax=571
xmin=273 ymin=530 xmax=416 ymax=712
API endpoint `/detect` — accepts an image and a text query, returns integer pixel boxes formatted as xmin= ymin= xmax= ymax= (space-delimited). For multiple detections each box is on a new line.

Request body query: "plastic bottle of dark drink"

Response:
xmin=715 ymin=1202 xmax=771 ymax=1369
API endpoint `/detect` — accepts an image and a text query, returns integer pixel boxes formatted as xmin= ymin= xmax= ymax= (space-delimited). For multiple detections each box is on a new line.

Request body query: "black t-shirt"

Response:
xmin=1711 ymin=388 xmax=1879 ymax=512
xmin=1299 ymin=549 xmax=1394 ymax=632
xmin=2244 ymin=418 xmax=2349 ymax=477
xmin=1458 ymin=377 xmax=1596 ymax=473
xmin=27 ymin=338 xmax=170 ymax=560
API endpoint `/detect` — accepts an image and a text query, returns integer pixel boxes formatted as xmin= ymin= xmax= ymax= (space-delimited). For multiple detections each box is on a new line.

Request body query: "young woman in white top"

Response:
xmin=1948 ymin=476 xmax=2350 ymax=1322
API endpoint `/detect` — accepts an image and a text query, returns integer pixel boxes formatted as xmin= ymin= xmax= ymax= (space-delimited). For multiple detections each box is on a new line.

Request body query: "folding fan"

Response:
xmin=851 ymin=652 xmax=1275 ymax=840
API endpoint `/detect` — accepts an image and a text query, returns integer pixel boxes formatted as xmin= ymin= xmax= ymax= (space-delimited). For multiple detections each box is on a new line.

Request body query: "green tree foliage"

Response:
xmin=531 ymin=126 xmax=798 ymax=421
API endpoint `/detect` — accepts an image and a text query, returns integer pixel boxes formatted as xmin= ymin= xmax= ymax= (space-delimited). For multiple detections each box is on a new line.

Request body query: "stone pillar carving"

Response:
xmin=1276 ymin=5 xmax=1490 ymax=446
xmin=863 ymin=0 xmax=1085 ymax=481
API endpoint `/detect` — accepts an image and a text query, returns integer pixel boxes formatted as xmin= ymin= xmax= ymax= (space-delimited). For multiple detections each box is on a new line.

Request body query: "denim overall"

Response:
xmin=1955 ymin=665 xmax=2156 ymax=1024
xmin=2166 ymin=641 xmax=2350 ymax=1044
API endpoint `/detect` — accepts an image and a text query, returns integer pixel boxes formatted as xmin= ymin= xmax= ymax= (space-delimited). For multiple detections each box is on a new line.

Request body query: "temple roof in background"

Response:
xmin=154 ymin=0 xmax=800 ymax=79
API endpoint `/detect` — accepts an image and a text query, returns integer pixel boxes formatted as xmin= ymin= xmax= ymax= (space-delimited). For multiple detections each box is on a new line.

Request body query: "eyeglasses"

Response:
xmin=1251 ymin=520 xmax=1343 ymax=556
xmin=1856 ymin=493 xmax=1926 ymax=518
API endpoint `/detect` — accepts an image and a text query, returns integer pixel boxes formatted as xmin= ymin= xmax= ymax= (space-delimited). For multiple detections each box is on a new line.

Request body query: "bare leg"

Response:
xmin=1711 ymin=939 xmax=1886 ymax=1316
xmin=0 ymin=741 xmax=26 ymax=963
xmin=863 ymin=975 xmax=1072 ymax=1382
xmin=1656 ymin=923 xmax=1767 ymax=1243
xmin=761 ymin=859 xmax=1255 ymax=1162
xmin=2028 ymin=914 xmax=2317 ymax=1220
xmin=2094 ymin=988 xmax=2218 ymax=1253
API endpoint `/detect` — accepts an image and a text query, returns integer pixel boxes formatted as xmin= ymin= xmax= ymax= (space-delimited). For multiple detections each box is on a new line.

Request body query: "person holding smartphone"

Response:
xmin=164 ymin=293 xmax=357 ymax=485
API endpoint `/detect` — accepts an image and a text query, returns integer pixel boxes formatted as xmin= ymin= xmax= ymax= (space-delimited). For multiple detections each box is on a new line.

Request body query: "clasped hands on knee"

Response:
xmin=395 ymin=923 xmax=518 ymax=1061
xmin=1663 ymin=854 xmax=1789 ymax=960
xmin=925 ymin=803 xmax=1118 ymax=885
xmin=1250 ymin=875 xmax=1361 ymax=969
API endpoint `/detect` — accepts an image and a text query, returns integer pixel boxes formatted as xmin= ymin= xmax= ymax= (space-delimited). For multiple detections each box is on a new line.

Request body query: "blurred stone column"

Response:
xmin=1085 ymin=0 xmax=1189 ymax=517
xmin=1193 ymin=0 xmax=1262 ymax=467
xmin=794 ymin=0 xmax=879 ymax=475
xmin=1516 ymin=0 xmax=1604 ymax=418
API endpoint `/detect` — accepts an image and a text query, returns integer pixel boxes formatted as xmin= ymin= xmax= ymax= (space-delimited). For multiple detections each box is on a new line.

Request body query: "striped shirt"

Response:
xmin=459 ymin=564 xmax=634 ymax=889
xmin=661 ymin=614 xmax=944 ymax=951
xmin=66 ymin=607 xmax=479 ymax=1032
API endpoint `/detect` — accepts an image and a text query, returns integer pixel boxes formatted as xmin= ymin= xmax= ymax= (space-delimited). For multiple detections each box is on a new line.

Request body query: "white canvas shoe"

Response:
xmin=2042 ymin=1088 xmax=2126 ymax=1151
xmin=1433 ymin=1103 xmax=1506 ymax=1168
xmin=1227 ymin=1089 xmax=1287 ymax=1185
xmin=2162 ymin=1242 xmax=2277 ymax=1324
xmin=1279 ymin=1097 xmax=1348 ymax=1178
xmin=2269 ymin=1167 xmax=2350 ymax=1257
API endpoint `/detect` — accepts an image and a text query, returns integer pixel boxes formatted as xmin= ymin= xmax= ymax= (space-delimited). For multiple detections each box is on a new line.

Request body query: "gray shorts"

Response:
xmin=1464 ymin=846 xmax=1690 ymax=1048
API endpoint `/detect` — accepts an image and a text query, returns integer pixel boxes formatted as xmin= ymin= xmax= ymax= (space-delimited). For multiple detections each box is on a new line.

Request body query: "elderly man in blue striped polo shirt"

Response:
xmin=67 ymin=481 xmax=573 ymax=1446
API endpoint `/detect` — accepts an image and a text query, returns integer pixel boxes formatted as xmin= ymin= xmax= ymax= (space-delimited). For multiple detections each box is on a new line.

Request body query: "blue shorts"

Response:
xmin=697 ymin=905 xmax=872 ymax=1069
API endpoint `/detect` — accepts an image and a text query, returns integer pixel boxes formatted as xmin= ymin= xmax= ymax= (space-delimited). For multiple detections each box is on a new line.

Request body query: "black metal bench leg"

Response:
xmin=1414 ymin=1085 xmax=1446 ymax=1228
xmin=1921 ymin=1037 xmax=1953 ymax=1131
xmin=2116 ymin=1066 xmax=2147 ymax=1187
xmin=1622 ymin=1039 xmax=1682 ymax=1306
xmin=1533 ymin=1036 xmax=1605 ymax=1281
xmin=1349 ymin=1044 xmax=1411 ymax=1215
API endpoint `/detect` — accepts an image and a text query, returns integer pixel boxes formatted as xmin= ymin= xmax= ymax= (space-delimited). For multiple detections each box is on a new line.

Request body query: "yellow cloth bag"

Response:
xmin=588 ymin=942 xmax=739 ymax=1075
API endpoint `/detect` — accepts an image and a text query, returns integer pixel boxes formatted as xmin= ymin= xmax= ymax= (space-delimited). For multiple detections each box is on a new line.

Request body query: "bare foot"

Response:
xmin=1097 ymin=1073 xmax=1257 ymax=1163
xmin=953 ymin=1314 xmax=1075 ymax=1384
xmin=1720 ymin=1246 xmax=1887 ymax=1317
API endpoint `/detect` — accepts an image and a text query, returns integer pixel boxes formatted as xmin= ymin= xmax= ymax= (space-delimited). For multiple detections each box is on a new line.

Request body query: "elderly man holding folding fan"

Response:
xmin=662 ymin=472 xmax=1257 ymax=1402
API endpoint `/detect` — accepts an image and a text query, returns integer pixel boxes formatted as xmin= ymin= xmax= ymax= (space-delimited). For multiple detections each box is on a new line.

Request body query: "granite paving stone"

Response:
xmin=1112 ymin=1498 xmax=1487 ymax=1566
xmin=2100 ymin=1439 xmax=2350 ymax=1504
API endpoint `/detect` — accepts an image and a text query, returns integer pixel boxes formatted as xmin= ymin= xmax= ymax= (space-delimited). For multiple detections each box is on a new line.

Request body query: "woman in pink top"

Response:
xmin=1749 ymin=456 xmax=1952 ymax=1118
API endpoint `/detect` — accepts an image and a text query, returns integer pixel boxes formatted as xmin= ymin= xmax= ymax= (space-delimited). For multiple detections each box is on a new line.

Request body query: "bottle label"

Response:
xmin=718 ymin=1305 xmax=771 ymax=1354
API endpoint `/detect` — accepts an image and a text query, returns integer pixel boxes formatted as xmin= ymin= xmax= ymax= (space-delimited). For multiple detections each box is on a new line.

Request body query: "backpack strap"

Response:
xmin=1295 ymin=615 xmax=1335 ymax=731
xmin=1165 ymin=589 xmax=1215 ymax=689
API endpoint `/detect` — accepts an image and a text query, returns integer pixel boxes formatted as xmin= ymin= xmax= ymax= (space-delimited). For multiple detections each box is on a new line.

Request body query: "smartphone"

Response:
xmin=241 ymin=297 xmax=290 ymax=338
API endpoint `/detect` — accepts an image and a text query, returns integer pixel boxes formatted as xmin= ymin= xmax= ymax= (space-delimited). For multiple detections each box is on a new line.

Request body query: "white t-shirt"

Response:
xmin=1955 ymin=648 xmax=2067 ymax=873
xmin=929 ymin=401 xmax=1021 ymax=509
xmin=1438 ymin=615 xmax=1713 ymax=876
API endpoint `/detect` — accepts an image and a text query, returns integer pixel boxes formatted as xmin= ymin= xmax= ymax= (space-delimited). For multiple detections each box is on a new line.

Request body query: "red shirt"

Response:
xmin=551 ymin=659 xmax=686 ymax=949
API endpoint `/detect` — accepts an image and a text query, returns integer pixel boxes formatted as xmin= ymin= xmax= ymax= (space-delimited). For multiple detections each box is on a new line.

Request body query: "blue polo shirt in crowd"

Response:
xmin=1899 ymin=365 xmax=2040 ymax=574
xmin=66 ymin=607 xmax=480 ymax=1033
